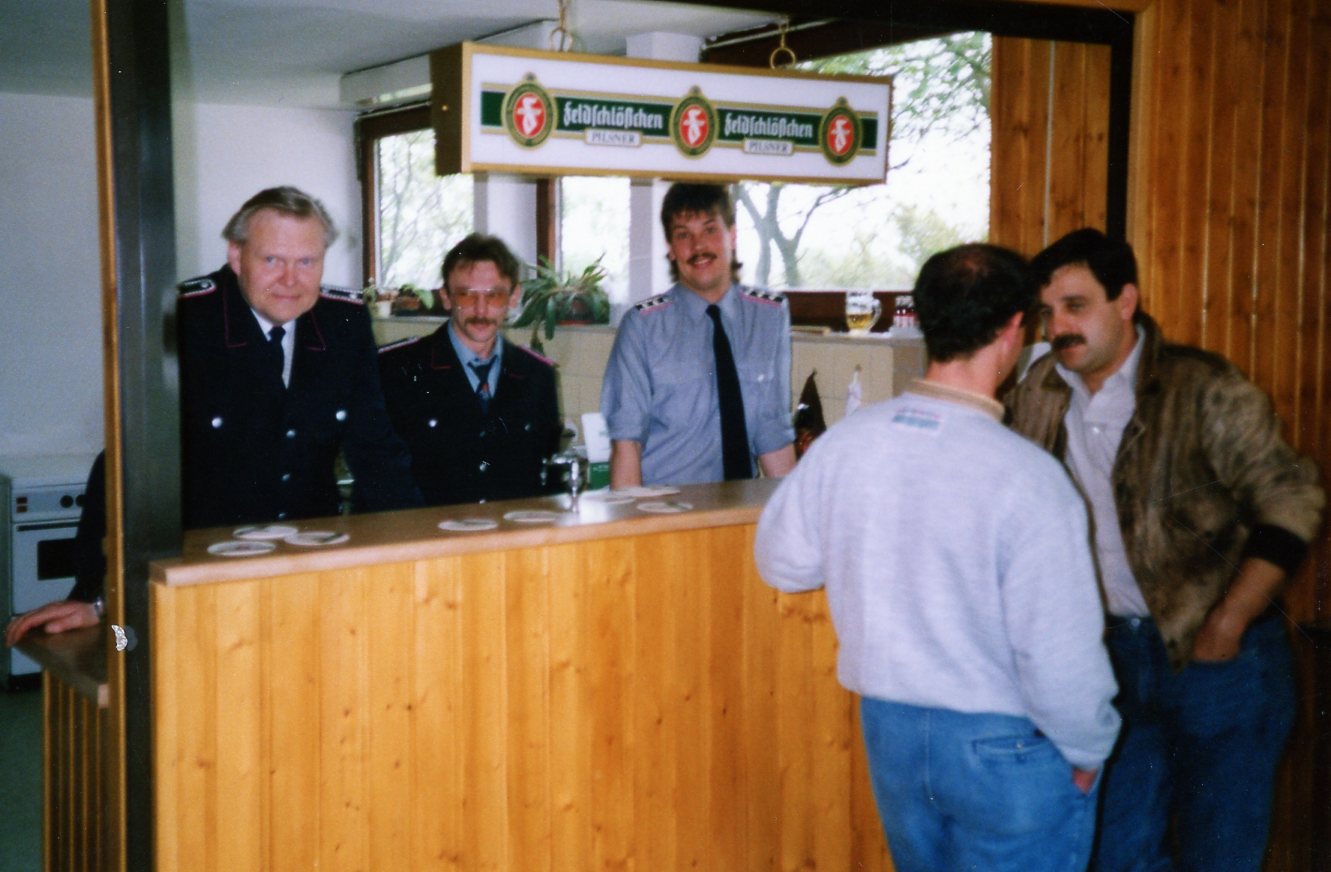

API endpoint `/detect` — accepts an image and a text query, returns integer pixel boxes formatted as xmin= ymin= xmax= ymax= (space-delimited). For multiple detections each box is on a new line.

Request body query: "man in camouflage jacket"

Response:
xmin=1005 ymin=228 xmax=1323 ymax=872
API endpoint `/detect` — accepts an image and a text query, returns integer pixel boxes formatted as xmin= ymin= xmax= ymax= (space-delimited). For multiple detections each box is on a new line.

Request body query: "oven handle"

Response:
xmin=15 ymin=520 xmax=81 ymax=533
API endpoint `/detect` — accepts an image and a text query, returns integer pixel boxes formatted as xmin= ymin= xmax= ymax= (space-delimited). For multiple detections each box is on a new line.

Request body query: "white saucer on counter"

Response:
xmin=285 ymin=530 xmax=349 ymax=547
xmin=637 ymin=500 xmax=693 ymax=514
xmin=502 ymin=509 xmax=561 ymax=524
xmin=207 ymin=540 xmax=277 ymax=557
xmin=234 ymin=524 xmax=298 ymax=540
xmin=438 ymin=518 xmax=500 ymax=532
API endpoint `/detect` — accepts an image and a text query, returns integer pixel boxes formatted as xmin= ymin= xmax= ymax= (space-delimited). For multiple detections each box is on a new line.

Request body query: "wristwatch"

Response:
xmin=91 ymin=596 xmax=105 ymax=619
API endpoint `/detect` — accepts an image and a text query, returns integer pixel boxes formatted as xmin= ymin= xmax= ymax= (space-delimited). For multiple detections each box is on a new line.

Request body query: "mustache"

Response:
xmin=463 ymin=316 xmax=499 ymax=328
xmin=1051 ymin=334 xmax=1086 ymax=352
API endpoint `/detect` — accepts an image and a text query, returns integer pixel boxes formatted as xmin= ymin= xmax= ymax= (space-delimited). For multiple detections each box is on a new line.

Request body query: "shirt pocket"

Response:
xmin=650 ymin=363 xmax=712 ymax=432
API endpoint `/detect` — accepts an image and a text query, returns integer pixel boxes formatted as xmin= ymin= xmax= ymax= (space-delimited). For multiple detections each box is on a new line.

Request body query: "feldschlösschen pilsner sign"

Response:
xmin=430 ymin=42 xmax=891 ymax=185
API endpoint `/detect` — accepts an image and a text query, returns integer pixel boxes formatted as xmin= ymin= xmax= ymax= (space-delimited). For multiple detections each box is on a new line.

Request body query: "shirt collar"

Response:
xmin=673 ymin=282 xmax=739 ymax=321
xmin=249 ymin=308 xmax=295 ymax=352
xmin=907 ymin=378 xmax=1004 ymax=421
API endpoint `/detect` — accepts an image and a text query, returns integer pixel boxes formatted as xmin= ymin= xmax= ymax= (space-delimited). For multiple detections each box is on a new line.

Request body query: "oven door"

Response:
xmin=6 ymin=518 xmax=81 ymax=683
xmin=12 ymin=519 xmax=81 ymax=612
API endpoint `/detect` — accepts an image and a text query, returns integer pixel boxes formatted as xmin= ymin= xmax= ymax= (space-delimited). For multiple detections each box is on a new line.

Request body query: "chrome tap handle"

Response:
xmin=544 ymin=449 xmax=586 ymax=511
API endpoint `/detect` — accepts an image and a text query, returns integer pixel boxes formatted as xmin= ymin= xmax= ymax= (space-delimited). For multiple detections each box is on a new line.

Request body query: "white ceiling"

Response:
xmin=0 ymin=0 xmax=777 ymax=108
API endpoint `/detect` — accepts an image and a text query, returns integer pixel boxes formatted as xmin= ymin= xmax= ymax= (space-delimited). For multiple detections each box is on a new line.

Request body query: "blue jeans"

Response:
xmin=1095 ymin=613 xmax=1296 ymax=872
xmin=860 ymin=698 xmax=1100 ymax=872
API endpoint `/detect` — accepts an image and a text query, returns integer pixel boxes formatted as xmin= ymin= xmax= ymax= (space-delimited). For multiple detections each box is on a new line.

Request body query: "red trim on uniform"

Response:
xmin=740 ymin=293 xmax=783 ymax=309
xmin=512 ymin=344 xmax=555 ymax=367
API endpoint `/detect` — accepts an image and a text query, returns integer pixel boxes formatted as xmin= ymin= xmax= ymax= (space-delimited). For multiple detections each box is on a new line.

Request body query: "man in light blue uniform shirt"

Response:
xmin=600 ymin=183 xmax=796 ymax=487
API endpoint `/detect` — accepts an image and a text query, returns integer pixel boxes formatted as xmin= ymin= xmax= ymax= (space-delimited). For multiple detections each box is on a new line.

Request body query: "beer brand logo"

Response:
xmin=503 ymin=77 xmax=555 ymax=148
xmin=670 ymin=89 xmax=717 ymax=157
xmin=819 ymin=99 xmax=861 ymax=165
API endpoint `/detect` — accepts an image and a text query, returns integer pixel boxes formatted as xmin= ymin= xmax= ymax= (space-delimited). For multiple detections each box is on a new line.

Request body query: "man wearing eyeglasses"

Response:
xmin=379 ymin=233 xmax=562 ymax=506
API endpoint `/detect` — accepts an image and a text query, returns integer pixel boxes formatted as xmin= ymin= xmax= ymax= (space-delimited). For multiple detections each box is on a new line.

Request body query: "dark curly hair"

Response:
xmin=441 ymin=233 xmax=523 ymax=290
xmin=1030 ymin=227 xmax=1138 ymax=300
xmin=913 ymin=243 xmax=1037 ymax=362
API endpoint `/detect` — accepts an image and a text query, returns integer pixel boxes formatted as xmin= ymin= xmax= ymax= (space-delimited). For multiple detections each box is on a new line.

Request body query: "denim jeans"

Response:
xmin=1094 ymin=612 xmax=1296 ymax=872
xmin=860 ymin=697 xmax=1100 ymax=872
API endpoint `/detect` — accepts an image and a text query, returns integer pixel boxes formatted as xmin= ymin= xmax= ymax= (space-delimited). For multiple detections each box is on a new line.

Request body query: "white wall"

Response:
xmin=0 ymin=92 xmax=103 ymax=457
xmin=0 ymin=93 xmax=361 ymax=458
xmin=172 ymin=102 xmax=361 ymax=285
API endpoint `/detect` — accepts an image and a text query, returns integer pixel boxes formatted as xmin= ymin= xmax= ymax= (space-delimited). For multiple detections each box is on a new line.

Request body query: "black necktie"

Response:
xmin=706 ymin=304 xmax=751 ymax=480
xmin=471 ymin=360 xmax=494 ymax=414
xmin=267 ymin=325 xmax=286 ymax=386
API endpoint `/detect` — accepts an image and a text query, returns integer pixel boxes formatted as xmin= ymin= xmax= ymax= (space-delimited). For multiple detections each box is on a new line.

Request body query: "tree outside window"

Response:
xmin=736 ymin=32 xmax=992 ymax=290
xmin=375 ymin=128 xmax=474 ymax=292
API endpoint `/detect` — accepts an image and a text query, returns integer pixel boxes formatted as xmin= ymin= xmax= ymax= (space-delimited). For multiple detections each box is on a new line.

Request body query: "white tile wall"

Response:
xmin=372 ymin=319 xmax=925 ymax=430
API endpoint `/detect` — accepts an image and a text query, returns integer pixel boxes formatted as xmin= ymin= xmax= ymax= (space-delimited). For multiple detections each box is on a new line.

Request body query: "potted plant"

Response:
xmin=392 ymin=283 xmax=435 ymax=315
xmin=512 ymin=255 xmax=610 ymax=352
xmin=361 ymin=284 xmax=398 ymax=318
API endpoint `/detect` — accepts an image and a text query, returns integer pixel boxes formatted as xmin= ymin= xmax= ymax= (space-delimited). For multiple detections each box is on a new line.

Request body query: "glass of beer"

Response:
xmin=844 ymin=290 xmax=881 ymax=335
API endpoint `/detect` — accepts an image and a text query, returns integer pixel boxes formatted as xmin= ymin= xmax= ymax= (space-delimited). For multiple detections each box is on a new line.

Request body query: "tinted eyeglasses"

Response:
xmin=450 ymin=286 xmax=514 ymax=306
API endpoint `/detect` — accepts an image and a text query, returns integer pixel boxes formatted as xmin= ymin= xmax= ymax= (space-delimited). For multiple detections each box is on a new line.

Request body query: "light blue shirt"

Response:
xmin=447 ymin=319 xmax=504 ymax=397
xmin=600 ymin=283 xmax=794 ymax=485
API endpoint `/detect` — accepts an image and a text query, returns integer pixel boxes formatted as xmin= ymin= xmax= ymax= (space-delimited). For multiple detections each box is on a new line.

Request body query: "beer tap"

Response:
xmin=544 ymin=449 xmax=586 ymax=512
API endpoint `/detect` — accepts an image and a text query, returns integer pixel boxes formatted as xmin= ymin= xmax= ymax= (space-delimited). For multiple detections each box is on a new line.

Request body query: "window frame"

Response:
xmin=356 ymin=104 xmax=556 ymax=289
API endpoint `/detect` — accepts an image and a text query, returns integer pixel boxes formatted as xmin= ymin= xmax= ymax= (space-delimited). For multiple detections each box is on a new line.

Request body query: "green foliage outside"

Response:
xmin=376 ymin=129 xmax=474 ymax=292
xmin=737 ymin=32 xmax=992 ymax=290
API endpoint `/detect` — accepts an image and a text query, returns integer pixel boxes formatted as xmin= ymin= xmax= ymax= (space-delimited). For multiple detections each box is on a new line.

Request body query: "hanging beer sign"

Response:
xmin=430 ymin=42 xmax=891 ymax=185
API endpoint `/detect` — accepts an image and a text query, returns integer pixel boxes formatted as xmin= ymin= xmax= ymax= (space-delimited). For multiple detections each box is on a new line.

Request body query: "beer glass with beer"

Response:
xmin=844 ymin=290 xmax=881 ymax=335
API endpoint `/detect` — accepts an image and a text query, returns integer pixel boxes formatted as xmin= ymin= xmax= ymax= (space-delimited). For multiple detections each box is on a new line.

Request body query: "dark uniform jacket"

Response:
xmin=378 ymin=325 xmax=562 ymax=507
xmin=178 ymin=265 xmax=420 ymax=529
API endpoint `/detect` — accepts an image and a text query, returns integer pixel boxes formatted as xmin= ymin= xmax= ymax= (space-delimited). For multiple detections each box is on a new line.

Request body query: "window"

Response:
xmin=735 ymin=33 xmax=992 ymax=291
xmin=558 ymin=176 xmax=630 ymax=304
xmin=359 ymin=107 xmax=474 ymax=304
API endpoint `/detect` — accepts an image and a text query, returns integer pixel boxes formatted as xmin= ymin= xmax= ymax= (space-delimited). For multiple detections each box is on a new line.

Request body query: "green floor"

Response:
xmin=0 ymin=685 xmax=42 ymax=872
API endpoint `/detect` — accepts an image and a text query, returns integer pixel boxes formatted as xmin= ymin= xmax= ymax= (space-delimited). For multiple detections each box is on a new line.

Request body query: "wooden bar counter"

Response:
xmin=19 ymin=624 xmax=109 ymax=871
xmin=150 ymin=481 xmax=892 ymax=871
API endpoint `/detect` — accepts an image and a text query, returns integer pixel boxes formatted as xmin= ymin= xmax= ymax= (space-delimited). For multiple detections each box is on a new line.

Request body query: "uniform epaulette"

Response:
xmin=740 ymin=286 xmax=786 ymax=305
xmin=320 ymin=284 xmax=364 ymax=305
xmin=513 ymin=343 xmax=556 ymax=368
xmin=633 ymin=293 xmax=672 ymax=312
xmin=377 ymin=336 xmax=421 ymax=355
xmin=177 ymin=276 xmax=216 ymax=298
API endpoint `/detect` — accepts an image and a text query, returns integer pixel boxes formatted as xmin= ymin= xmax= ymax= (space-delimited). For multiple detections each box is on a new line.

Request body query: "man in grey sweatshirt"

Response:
xmin=754 ymin=243 xmax=1119 ymax=872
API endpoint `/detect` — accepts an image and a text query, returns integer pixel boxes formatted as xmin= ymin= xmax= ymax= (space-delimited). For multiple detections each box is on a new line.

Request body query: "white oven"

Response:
xmin=1 ymin=454 xmax=96 ymax=689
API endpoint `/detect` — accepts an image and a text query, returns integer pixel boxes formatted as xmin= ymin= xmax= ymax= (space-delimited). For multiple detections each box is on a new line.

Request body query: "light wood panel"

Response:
xmin=991 ymin=38 xmax=1111 ymax=253
xmin=90 ymin=0 xmax=127 ymax=864
xmin=43 ymin=671 xmax=106 ymax=872
xmin=151 ymin=524 xmax=892 ymax=871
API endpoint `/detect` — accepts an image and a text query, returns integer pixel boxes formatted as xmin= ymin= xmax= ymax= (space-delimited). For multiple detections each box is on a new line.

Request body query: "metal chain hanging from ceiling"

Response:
xmin=769 ymin=18 xmax=798 ymax=69
xmin=549 ymin=0 xmax=576 ymax=52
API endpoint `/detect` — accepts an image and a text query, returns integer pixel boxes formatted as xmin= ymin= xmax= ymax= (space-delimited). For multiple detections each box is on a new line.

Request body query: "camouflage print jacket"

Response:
xmin=1005 ymin=315 xmax=1324 ymax=668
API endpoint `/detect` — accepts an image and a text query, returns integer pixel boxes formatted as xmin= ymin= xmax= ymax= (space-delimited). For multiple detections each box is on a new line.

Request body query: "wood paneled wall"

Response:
xmin=43 ymin=672 xmax=107 ymax=872
xmin=151 ymin=525 xmax=891 ymax=871
xmin=991 ymin=38 xmax=1111 ymax=255
xmin=992 ymin=0 xmax=1330 ymax=621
